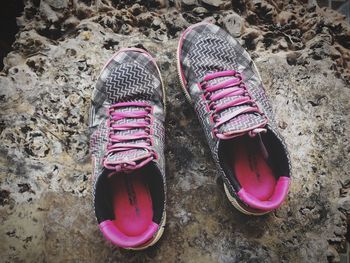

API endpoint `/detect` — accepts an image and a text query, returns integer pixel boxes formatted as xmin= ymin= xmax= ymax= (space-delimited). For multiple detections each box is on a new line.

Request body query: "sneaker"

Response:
xmin=89 ymin=48 xmax=166 ymax=249
xmin=177 ymin=22 xmax=291 ymax=215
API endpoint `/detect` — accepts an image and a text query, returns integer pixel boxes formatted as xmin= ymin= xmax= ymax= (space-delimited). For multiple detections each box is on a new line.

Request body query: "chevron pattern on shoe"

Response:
xmin=90 ymin=120 xmax=108 ymax=158
xmin=90 ymin=120 xmax=109 ymax=180
xmin=189 ymin=34 xmax=238 ymax=79
xmin=243 ymin=80 xmax=274 ymax=121
xmin=221 ymin=113 xmax=267 ymax=134
xmin=193 ymin=95 xmax=218 ymax=152
xmin=104 ymin=64 xmax=156 ymax=102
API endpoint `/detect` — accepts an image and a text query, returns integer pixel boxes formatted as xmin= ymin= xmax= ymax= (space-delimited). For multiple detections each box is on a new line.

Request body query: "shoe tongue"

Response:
xmin=218 ymin=106 xmax=267 ymax=137
xmin=104 ymin=148 xmax=151 ymax=169
xmin=207 ymin=76 xmax=267 ymax=138
xmin=104 ymin=106 xmax=152 ymax=171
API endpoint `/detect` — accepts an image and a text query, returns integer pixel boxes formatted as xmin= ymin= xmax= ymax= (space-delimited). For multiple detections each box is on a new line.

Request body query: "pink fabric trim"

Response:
xmin=99 ymin=220 xmax=158 ymax=248
xmin=237 ymin=176 xmax=290 ymax=211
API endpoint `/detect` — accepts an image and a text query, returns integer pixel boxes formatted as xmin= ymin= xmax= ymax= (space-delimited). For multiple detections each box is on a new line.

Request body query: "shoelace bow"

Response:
xmin=201 ymin=70 xmax=267 ymax=139
xmin=104 ymin=101 xmax=155 ymax=172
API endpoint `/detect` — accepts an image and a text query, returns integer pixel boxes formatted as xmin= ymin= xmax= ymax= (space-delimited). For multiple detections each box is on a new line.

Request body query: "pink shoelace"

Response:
xmin=104 ymin=101 xmax=155 ymax=172
xmin=201 ymin=70 xmax=267 ymax=139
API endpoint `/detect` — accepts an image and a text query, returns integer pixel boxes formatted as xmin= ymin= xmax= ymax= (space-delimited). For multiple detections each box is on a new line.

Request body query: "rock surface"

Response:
xmin=0 ymin=0 xmax=350 ymax=262
xmin=222 ymin=12 xmax=243 ymax=37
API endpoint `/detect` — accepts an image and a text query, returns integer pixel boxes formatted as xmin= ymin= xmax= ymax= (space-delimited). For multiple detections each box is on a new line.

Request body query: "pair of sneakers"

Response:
xmin=89 ymin=22 xmax=291 ymax=250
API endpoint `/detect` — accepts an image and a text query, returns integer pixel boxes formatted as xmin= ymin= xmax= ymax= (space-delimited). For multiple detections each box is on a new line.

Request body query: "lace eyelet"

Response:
xmin=147 ymin=137 xmax=154 ymax=147
xmin=211 ymin=129 xmax=218 ymax=138
xmin=151 ymin=150 xmax=158 ymax=160
xmin=212 ymin=114 xmax=219 ymax=122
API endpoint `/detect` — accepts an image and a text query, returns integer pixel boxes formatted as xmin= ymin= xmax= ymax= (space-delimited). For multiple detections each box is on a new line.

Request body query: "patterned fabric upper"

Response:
xmin=179 ymin=23 xmax=291 ymax=192
xmin=89 ymin=49 xmax=165 ymax=181
xmin=180 ymin=23 xmax=276 ymax=140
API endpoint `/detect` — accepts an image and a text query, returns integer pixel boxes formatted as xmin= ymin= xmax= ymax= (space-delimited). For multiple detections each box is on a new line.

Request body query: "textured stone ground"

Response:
xmin=0 ymin=0 xmax=350 ymax=262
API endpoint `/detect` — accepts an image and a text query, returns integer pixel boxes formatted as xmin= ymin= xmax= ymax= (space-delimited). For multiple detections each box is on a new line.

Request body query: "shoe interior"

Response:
xmin=231 ymin=137 xmax=276 ymax=201
xmin=94 ymin=163 xmax=164 ymax=247
xmin=220 ymin=130 xmax=290 ymax=210
xmin=112 ymin=173 xmax=153 ymax=237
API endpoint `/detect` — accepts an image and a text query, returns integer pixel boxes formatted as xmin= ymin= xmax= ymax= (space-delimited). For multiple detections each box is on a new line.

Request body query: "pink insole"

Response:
xmin=111 ymin=174 xmax=153 ymax=237
xmin=232 ymin=139 xmax=276 ymax=201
